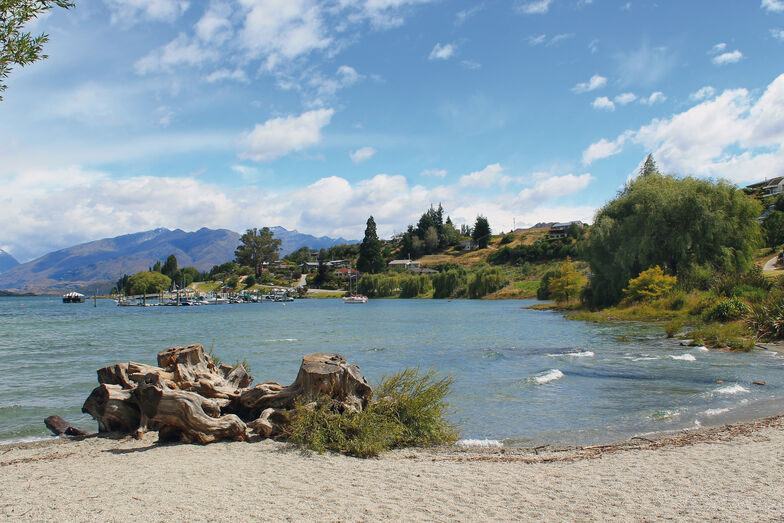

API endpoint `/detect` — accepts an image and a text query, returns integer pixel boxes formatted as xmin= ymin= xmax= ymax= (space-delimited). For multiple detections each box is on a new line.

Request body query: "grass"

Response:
xmin=287 ymin=367 xmax=459 ymax=458
xmin=305 ymin=291 xmax=345 ymax=299
xmin=688 ymin=321 xmax=756 ymax=351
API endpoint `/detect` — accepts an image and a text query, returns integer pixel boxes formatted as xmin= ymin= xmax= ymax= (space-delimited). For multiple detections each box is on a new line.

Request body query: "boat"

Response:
xmin=62 ymin=291 xmax=86 ymax=303
xmin=342 ymin=294 xmax=368 ymax=304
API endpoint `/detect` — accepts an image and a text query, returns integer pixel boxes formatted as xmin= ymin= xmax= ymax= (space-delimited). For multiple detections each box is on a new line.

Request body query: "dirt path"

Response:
xmin=763 ymin=255 xmax=780 ymax=272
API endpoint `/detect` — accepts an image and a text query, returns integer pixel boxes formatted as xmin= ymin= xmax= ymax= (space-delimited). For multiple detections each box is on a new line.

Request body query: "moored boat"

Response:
xmin=62 ymin=292 xmax=86 ymax=303
xmin=342 ymin=294 xmax=368 ymax=304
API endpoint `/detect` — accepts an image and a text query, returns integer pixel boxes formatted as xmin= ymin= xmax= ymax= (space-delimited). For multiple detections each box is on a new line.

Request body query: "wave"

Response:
xmin=694 ymin=346 xmax=709 ymax=352
xmin=701 ymin=408 xmax=730 ymax=416
xmin=548 ymin=350 xmax=594 ymax=358
xmin=455 ymin=439 xmax=503 ymax=448
xmin=0 ymin=435 xmax=53 ymax=446
xmin=534 ymin=369 xmax=564 ymax=384
xmin=650 ymin=409 xmax=681 ymax=421
xmin=670 ymin=354 xmax=696 ymax=361
xmin=262 ymin=338 xmax=297 ymax=343
xmin=716 ymin=384 xmax=749 ymax=395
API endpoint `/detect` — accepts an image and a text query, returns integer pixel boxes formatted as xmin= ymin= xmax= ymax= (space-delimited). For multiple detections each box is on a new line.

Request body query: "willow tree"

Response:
xmin=581 ymin=172 xmax=762 ymax=308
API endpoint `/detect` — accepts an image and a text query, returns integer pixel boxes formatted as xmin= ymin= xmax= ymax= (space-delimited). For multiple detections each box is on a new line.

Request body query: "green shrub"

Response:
xmin=664 ymin=318 xmax=684 ymax=338
xmin=499 ymin=234 xmax=514 ymax=245
xmin=467 ymin=267 xmax=506 ymax=299
xmin=432 ymin=269 xmax=466 ymax=299
xmin=664 ymin=291 xmax=687 ymax=310
xmin=690 ymin=322 xmax=755 ymax=351
xmin=399 ymin=274 xmax=432 ymax=298
xmin=704 ymin=296 xmax=748 ymax=322
xmin=623 ymin=266 xmax=677 ymax=302
xmin=287 ymin=368 xmax=458 ymax=458
xmin=746 ymin=291 xmax=784 ymax=340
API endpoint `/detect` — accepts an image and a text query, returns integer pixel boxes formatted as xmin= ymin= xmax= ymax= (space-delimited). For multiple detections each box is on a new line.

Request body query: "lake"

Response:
xmin=1 ymin=296 xmax=782 ymax=446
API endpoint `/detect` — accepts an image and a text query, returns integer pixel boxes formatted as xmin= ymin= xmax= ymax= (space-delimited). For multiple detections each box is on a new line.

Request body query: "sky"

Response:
xmin=2 ymin=0 xmax=784 ymax=262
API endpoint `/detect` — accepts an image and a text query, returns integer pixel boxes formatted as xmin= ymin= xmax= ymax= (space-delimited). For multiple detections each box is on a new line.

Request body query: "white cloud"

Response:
xmin=616 ymin=43 xmax=675 ymax=87
xmin=712 ymin=50 xmax=743 ymax=65
xmin=429 ymin=42 xmax=456 ymax=60
xmin=135 ymin=33 xmax=215 ymax=74
xmin=641 ymin=91 xmax=667 ymax=105
xmin=103 ymin=0 xmax=189 ymax=23
xmin=581 ymin=74 xmax=784 ymax=184
xmin=762 ymin=0 xmax=784 ymax=12
xmin=421 ymin=168 xmax=448 ymax=178
xmin=460 ymin=60 xmax=481 ymax=70
xmin=772 ymin=28 xmax=784 ymax=41
xmin=528 ymin=34 xmax=547 ymax=46
xmin=614 ymin=92 xmax=637 ymax=105
xmin=349 ymin=146 xmax=377 ymax=163
xmin=710 ymin=42 xmax=727 ymax=54
xmin=516 ymin=173 xmax=594 ymax=206
xmin=195 ymin=1 xmax=233 ymax=44
xmin=582 ymin=137 xmax=627 ymax=165
xmin=203 ymin=68 xmax=249 ymax=83
xmin=519 ymin=0 xmax=554 ymax=14
xmin=458 ymin=164 xmax=508 ymax=188
xmin=241 ymin=108 xmax=334 ymax=162
xmin=572 ymin=75 xmax=607 ymax=93
xmin=592 ymin=96 xmax=615 ymax=111
xmin=455 ymin=5 xmax=483 ymax=26
xmin=690 ymin=86 xmax=716 ymax=101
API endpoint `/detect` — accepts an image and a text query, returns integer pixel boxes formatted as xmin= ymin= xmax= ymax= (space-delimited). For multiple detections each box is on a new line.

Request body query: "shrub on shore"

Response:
xmin=288 ymin=368 xmax=458 ymax=458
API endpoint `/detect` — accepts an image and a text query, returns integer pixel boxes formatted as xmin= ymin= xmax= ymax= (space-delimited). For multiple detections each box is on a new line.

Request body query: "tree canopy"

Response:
xmin=1 ymin=0 xmax=73 ymax=101
xmin=357 ymin=216 xmax=384 ymax=274
xmin=581 ymin=171 xmax=762 ymax=307
xmin=127 ymin=271 xmax=171 ymax=296
xmin=235 ymin=227 xmax=281 ymax=277
xmin=472 ymin=216 xmax=491 ymax=249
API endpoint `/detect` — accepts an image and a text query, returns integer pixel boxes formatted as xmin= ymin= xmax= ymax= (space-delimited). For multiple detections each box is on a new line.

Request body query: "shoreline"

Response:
xmin=3 ymin=413 xmax=783 ymax=520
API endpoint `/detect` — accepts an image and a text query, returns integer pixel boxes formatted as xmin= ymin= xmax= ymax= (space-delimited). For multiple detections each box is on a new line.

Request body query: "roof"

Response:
xmin=764 ymin=177 xmax=784 ymax=189
xmin=388 ymin=260 xmax=412 ymax=265
xmin=551 ymin=221 xmax=582 ymax=229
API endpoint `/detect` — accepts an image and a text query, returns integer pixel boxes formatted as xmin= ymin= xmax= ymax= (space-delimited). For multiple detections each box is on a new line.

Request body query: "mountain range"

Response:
xmin=0 ymin=249 xmax=20 ymax=274
xmin=0 ymin=227 xmax=356 ymax=293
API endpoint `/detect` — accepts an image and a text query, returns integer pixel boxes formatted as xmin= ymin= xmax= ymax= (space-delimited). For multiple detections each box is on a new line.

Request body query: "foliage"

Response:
xmin=235 ymin=227 xmax=281 ymax=278
xmin=225 ymin=274 xmax=239 ymax=289
xmin=424 ymin=226 xmax=439 ymax=254
xmin=746 ymin=290 xmax=784 ymax=340
xmin=664 ymin=318 xmax=684 ymax=338
xmin=472 ymin=215 xmax=491 ymax=249
xmin=536 ymin=268 xmax=559 ymax=300
xmin=489 ymin=239 xmax=577 ymax=265
xmin=640 ymin=153 xmax=659 ymax=177
xmin=398 ymin=205 xmax=461 ymax=259
xmin=763 ymin=210 xmax=784 ymax=248
xmin=1 ymin=0 xmax=73 ymax=101
xmin=357 ymin=216 xmax=385 ymax=274
xmin=127 ymin=271 xmax=171 ymax=295
xmin=288 ymin=367 xmax=458 ymax=458
xmin=243 ymin=274 xmax=256 ymax=287
xmin=161 ymin=254 xmax=178 ymax=280
xmin=581 ymin=167 xmax=762 ymax=308
xmin=398 ymin=274 xmax=432 ymax=298
xmin=703 ymin=296 xmax=748 ymax=322
xmin=432 ymin=269 xmax=467 ymax=298
xmin=499 ymin=234 xmax=514 ymax=245
xmin=285 ymin=246 xmax=313 ymax=265
xmin=549 ymin=257 xmax=585 ymax=304
xmin=357 ymin=273 xmax=400 ymax=298
xmin=467 ymin=266 xmax=506 ymax=299
xmin=690 ymin=322 xmax=755 ymax=351
xmin=622 ymin=266 xmax=677 ymax=302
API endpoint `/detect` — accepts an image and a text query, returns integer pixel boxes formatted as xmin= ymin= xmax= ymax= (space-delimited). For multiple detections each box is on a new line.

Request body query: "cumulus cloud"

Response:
xmin=690 ymin=86 xmax=716 ymax=101
xmin=712 ymin=50 xmax=743 ymax=65
xmin=592 ymin=96 xmax=615 ymax=111
xmin=103 ymin=0 xmax=189 ymax=23
xmin=421 ymin=168 xmax=448 ymax=178
xmin=772 ymin=28 xmax=784 ymax=41
xmin=458 ymin=163 xmax=508 ymax=188
xmin=518 ymin=0 xmax=554 ymax=14
xmin=641 ymin=91 xmax=667 ymax=105
xmin=349 ymin=146 xmax=376 ymax=163
xmin=135 ymin=33 xmax=215 ymax=74
xmin=528 ymin=34 xmax=547 ymax=46
xmin=581 ymin=74 xmax=784 ymax=183
xmin=241 ymin=108 xmax=334 ymax=162
xmin=614 ymin=92 xmax=637 ymax=105
xmin=572 ymin=75 xmax=607 ymax=93
xmin=203 ymin=68 xmax=248 ymax=83
xmin=516 ymin=173 xmax=594 ymax=206
xmin=429 ymin=42 xmax=456 ymax=60
xmin=195 ymin=1 xmax=233 ymax=44
xmin=762 ymin=0 xmax=784 ymax=12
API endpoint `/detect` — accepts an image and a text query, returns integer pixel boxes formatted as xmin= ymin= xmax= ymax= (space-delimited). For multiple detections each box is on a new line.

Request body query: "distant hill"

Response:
xmin=0 ymin=227 xmax=357 ymax=293
xmin=0 ymin=249 xmax=19 ymax=274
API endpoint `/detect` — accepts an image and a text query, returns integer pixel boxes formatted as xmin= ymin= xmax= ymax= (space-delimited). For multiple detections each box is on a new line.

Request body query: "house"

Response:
xmin=301 ymin=262 xmax=320 ymax=273
xmin=460 ymin=240 xmax=477 ymax=251
xmin=388 ymin=259 xmax=421 ymax=271
xmin=326 ymin=260 xmax=350 ymax=269
xmin=548 ymin=221 xmax=584 ymax=240
xmin=746 ymin=177 xmax=784 ymax=197
xmin=333 ymin=268 xmax=360 ymax=279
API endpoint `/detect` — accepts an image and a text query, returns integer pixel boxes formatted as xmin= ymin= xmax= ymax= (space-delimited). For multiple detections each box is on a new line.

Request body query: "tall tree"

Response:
xmin=640 ymin=154 xmax=659 ymax=177
xmin=581 ymin=172 xmax=762 ymax=307
xmin=235 ymin=227 xmax=281 ymax=278
xmin=424 ymin=226 xmax=439 ymax=254
xmin=357 ymin=216 xmax=384 ymax=273
xmin=1 ymin=0 xmax=74 ymax=101
xmin=472 ymin=216 xmax=491 ymax=249
xmin=161 ymin=254 xmax=178 ymax=280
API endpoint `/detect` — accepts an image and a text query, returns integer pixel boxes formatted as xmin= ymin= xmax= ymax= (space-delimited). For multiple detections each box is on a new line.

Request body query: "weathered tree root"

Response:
xmin=75 ymin=345 xmax=372 ymax=445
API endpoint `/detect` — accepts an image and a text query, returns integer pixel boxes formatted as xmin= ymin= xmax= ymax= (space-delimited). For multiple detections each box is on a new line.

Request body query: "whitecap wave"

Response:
xmin=702 ymin=408 xmax=730 ymax=416
xmin=670 ymin=354 xmax=696 ymax=361
xmin=548 ymin=350 xmax=594 ymax=358
xmin=695 ymin=346 xmax=709 ymax=352
xmin=631 ymin=356 xmax=659 ymax=361
xmin=534 ymin=369 xmax=564 ymax=384
xmin=262 ymin=338 xmax=297 ymax=343
xmin=456 ymin=439 xmax=503 ymax=448
xmin=716 ymin=384 xmax=749 ymax=395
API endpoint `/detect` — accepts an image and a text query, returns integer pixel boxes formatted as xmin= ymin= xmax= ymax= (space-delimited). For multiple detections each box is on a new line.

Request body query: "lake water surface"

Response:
xmin=1 ymin=296 xmax=783 ymax=446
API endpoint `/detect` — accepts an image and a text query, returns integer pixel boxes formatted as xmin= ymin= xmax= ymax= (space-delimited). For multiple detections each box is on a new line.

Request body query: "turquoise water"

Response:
xmin=1 ymin=296 xmax=783 ymax=446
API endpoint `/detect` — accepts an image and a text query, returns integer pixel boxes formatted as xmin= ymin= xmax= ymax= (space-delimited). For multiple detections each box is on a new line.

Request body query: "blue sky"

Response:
xmin=2 ymin=0 xmax=784 ymax=261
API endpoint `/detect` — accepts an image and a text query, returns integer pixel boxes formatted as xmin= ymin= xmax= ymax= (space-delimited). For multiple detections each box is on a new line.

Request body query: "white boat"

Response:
xmin=342 ymin=294 xmax=368 ymax=304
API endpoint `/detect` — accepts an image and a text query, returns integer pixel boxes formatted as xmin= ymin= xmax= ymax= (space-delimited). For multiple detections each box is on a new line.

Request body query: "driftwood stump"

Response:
xmin=78 ymin=347 xmax=372 ymax=444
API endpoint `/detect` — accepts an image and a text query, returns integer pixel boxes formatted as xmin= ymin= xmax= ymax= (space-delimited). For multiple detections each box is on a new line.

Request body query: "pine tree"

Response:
xmin=640 ymin=154 xmax=659 ymax=177
xmin=357 ymin=216 xmax=384 ymax=273
xmin=472 ymin=216 xmax=491 ymax=249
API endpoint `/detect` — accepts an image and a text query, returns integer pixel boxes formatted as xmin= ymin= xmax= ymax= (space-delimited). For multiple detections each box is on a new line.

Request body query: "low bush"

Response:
xmin=746 ymin=291 xmax=784 ymax=340
xmin=703 ymin=296 xmax=748 ymax=322
xmin=287 ymin=368 xmax=458 ymax=458
xmin=622 ymin=266 xmax=677 ymax=302
xmin=664 ymin=318 xmax=684 ymax=338
xmin=690 ymin=322 xmax=755 ymax=351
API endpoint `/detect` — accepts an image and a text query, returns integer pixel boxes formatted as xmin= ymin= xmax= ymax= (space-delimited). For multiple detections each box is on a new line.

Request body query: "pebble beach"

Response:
xmin=3 ymin=415 xmax=783 ymax=521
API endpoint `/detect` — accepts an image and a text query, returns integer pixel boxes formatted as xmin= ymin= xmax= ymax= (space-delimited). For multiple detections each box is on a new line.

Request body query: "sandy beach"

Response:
xmin=3 ymin=416 xmax=784 ymax=522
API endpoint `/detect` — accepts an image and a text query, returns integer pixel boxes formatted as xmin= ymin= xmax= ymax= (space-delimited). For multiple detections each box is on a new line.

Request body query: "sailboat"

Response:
xmin=342 ymin=272 xmax=368 ymax=304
